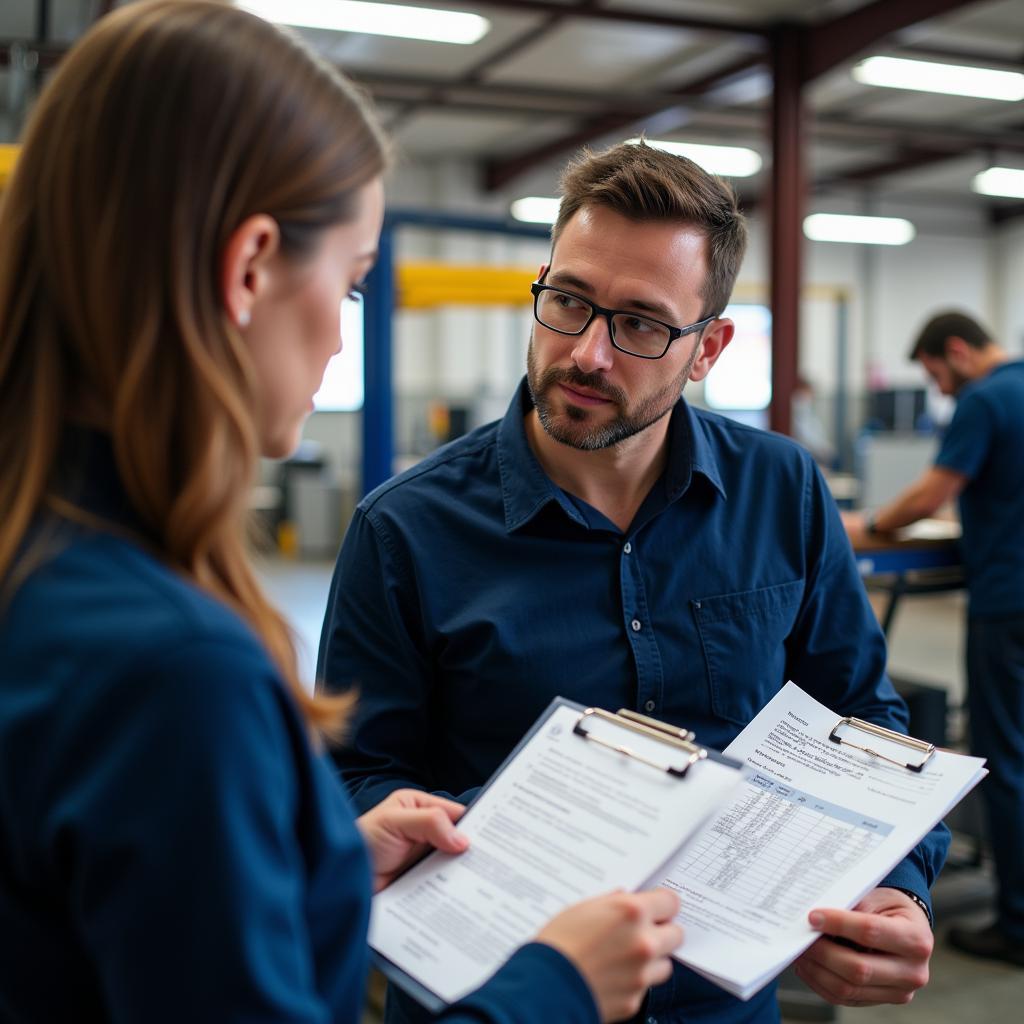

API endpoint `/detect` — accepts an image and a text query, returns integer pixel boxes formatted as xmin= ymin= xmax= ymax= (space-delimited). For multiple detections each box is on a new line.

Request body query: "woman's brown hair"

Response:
xmin=0 ymin=0 xmax=388 ymax=737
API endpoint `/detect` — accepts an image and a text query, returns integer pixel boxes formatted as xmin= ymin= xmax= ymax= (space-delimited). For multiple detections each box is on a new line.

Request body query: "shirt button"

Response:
xmin=631 ymin=618 xmax=642 ymax=632
xmin=647 ymin=1017 xmax=658 ymax=1024
xmin=623 ymin=541 xmax=632 ymax=554
xmin=644 ymin=700 xmax=656 ymax=713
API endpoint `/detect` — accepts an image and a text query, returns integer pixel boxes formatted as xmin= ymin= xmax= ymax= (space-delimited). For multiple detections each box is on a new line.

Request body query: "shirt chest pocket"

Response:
xmin=691 ymin=579 xmax=804 ymax=726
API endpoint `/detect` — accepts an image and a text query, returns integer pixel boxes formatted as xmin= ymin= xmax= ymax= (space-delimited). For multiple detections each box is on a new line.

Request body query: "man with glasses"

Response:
xmin=319 ymin=141 xmax=947 ymax=1024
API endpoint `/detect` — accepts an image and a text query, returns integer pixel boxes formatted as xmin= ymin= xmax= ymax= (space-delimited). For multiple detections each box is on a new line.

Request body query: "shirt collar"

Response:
xmin=497 ymin=380 xmax=589 ymax=532
xmin=497 ymin=378 xmax=726 ymax=533
xmin=665 ymin=399 xmax=727 ymax=503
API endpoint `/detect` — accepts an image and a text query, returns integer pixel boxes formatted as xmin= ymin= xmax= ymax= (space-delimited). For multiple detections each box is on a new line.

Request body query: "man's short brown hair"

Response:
xmin=908 ymin=310 xmax=993 ymax=361
xmin=551 ymin=140 xmax=748 ymax=319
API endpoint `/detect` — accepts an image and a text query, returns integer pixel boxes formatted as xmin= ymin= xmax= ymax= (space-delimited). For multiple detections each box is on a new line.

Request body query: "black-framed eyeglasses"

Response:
xmin=530 ymin=280 xmax=715 ymax=360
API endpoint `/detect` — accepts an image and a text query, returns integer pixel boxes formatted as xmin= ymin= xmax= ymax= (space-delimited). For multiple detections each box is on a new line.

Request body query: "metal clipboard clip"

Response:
xmin=829 ymin=716 xmax=935 ymax=773
xmin=573 ymin=707 xmax=707 ymax=778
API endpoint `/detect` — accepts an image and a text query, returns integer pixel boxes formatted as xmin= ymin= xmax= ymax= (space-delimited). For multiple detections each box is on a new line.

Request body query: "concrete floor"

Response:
xmin=259 ymin=557 xmax=1024 ymax=1023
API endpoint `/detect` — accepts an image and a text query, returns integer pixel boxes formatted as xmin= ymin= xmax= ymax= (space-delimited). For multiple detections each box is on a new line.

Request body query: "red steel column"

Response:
xmin=768 ymin=25 xmax=805 ymax=437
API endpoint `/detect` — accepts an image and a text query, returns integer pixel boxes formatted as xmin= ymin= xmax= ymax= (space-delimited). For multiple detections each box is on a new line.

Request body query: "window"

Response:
xmin=313 ymin=295 xmax=364 ymax=412
xmin=703 ymin=304 xmax=772 ymax=411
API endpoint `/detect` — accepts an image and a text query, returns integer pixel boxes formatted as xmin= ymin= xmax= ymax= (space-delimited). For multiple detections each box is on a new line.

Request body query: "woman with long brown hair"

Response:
xmin=0 ymin=3 xmax=681 ymax=1021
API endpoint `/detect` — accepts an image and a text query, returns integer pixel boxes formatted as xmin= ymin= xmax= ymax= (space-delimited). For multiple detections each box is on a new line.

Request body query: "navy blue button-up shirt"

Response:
xmin=934 ymin=359 xmax=1024 ymax=617
xmin=0 ymin=432 xmax=600 ymax=1024
xmin=320 ymin=380 xmax=949 ymax=1024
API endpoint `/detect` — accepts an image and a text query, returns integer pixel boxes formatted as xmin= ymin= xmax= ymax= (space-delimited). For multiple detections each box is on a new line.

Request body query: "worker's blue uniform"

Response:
xmin=0 ymin=431 xmax=598 ymax=1023
xmin=936 ymin=360 xmax=1024 ymax=942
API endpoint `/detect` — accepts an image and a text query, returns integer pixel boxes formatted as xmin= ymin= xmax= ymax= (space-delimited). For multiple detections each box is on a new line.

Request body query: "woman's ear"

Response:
xmin=221 ymin=214 xmax=281 ymax=329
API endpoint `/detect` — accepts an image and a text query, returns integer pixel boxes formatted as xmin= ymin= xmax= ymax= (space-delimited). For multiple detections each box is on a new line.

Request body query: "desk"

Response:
xmin=852 ymin=520 xmax=963 ymax=637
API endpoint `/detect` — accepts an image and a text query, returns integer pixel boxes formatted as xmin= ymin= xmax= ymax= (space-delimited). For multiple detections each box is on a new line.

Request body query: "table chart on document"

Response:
xmin=676 ymin=774 xmax=892 ymax=921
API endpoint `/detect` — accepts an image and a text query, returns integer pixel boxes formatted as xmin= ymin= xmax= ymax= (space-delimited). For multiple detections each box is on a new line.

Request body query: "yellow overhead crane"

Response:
xmin=0 ymin=145 xmax=19 ymax=188
xmin=396 ymin=263 xmax=536 ymax=309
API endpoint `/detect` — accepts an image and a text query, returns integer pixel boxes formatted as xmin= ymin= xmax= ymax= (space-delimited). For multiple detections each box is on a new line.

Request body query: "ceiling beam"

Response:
xmin=383 ymin=0 xmax=616 ymax=131
xmin=446 ymin=1 xmax=769 ymax=39
xmin=813 ymin=112 xmax=1024 ymax=154
xmin=383 ymin=9 xmax=566 ymax=131
xmin=481 ymin=53 xmax=764 ymax=190
xmin=895 ymin=41 xmax=1024 ymax=71
xmin=803 ymin=0 xmax=991 ymax=83
xmin=677 ymin=104 xmax=1024 ymax=156
xmin=353 ymin=70 xmax=1024 ymax=153
xmin=360 ymin=71 xmax=690 ymax=116
xmin=990 ymin=202 xmax=1024 ymax=225
xmin=814 ymin=147 xmax=973 ymax=190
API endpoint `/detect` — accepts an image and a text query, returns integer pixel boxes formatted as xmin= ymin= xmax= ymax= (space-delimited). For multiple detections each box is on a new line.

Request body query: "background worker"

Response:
xmin=320 ymin=141 xmax=948 ymax=1024
xmin=844 ymin=310 xmax=1024 ymax=966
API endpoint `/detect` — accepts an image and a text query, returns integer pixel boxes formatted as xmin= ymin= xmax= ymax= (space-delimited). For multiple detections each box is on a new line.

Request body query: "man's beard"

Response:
xmin=526 ymin=334 xmax=698 ymax=451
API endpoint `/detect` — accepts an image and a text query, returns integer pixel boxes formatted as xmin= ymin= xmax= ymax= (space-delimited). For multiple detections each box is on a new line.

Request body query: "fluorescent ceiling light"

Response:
xmin=972 ymin=166 xmax=1024 ymax=199
xmin=852 ymin=56 xmax=1024 ymax=102
xmin=511 ymin=196 xmax=560 ymax=224
xmin=803 ymin=214 xmax=916 ymax=246
xmin=625 ymin=138 xmax=762 ymax=177
xmin=240 ymin=1 xmax=490 ymax=45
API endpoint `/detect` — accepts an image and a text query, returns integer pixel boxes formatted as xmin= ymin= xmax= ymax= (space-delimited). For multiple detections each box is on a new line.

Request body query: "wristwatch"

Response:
xmin=894 ymin=887 xmax=933 ymax=928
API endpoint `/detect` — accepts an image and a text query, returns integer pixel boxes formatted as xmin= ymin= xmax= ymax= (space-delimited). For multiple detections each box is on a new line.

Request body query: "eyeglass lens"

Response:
xmin=536 ymin=288 xmax=671 ymax=358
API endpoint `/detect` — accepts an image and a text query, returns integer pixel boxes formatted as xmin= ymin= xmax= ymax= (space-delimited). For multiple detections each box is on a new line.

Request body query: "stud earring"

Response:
xmin=237 ymin=309 xmax=251 ymax=327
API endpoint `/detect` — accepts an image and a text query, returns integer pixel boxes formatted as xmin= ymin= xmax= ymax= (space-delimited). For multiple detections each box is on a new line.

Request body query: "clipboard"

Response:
xmin=371 ymin=696 xmax=743 ymax=1013
xmin=664 ymin=681 xmax=985 ymax=1001
xmin=829 ymin=715 xmax=936 ymax=772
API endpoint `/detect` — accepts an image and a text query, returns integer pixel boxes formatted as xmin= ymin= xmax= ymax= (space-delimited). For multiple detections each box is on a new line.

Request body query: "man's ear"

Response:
xmin=537 ymin=263 xmax=548 ymax=281
xmin=687 ymin=318 xmax=735 ymax=382
xmin=221 ymin=214 xmax=282 ymax=328
xmin=944 ymin=335 xmax=972 ymax=372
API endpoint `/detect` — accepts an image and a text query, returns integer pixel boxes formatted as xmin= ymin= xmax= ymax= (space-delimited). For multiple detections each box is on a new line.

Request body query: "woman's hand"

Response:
xmin=356 ymin=789 xmax=469 ymax=893
xmin=536 ymin=888 xmax=683 ymax=1023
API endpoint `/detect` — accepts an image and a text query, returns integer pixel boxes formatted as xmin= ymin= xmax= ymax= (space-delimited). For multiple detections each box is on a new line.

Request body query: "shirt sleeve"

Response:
xmin=934 ymin=391 xmax=994 ymax=481
xmin=62 ymin=637 xmax=333 ymax=1024
xmin=440 ymin=943 xmax=597 ymax=1024
xmin=786 ymin=460 xmax=951 ymax=907
xmin=318 ymin=506 xmax=470 ymax=812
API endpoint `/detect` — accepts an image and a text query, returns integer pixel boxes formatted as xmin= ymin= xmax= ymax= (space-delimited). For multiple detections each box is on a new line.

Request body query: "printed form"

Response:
xmin=663 ymin=681 xmax=986 ymax=999
xmin=370 ymin=700 xmax=747 ymax=1009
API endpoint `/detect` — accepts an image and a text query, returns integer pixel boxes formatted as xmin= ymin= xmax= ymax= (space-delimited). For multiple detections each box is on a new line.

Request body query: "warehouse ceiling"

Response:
xmin=1 ymin=0 xmax=1023 ymax=220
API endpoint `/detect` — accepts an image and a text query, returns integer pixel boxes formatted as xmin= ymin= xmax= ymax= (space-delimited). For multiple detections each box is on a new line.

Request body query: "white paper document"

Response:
xmin=663 ymin=681 xmax=987 ymax=999
xmin=370 ymin=699 xmax=747 ymax=1008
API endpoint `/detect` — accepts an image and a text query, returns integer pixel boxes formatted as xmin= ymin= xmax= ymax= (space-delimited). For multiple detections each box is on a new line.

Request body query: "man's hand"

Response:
xmin=356 ymin=789 xmax=469 ymax=892
xmin=840 ymin=509 xmax=866 ymax=532
xmin=840 ymin=510 xmax=876 ymax=546
xmin=794 ymin=887 xmax=933 ymax=1007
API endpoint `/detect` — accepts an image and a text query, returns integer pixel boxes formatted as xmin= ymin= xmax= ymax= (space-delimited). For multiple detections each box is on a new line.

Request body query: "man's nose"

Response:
xmin=570 ymin=314 xmax=615 ymax=374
